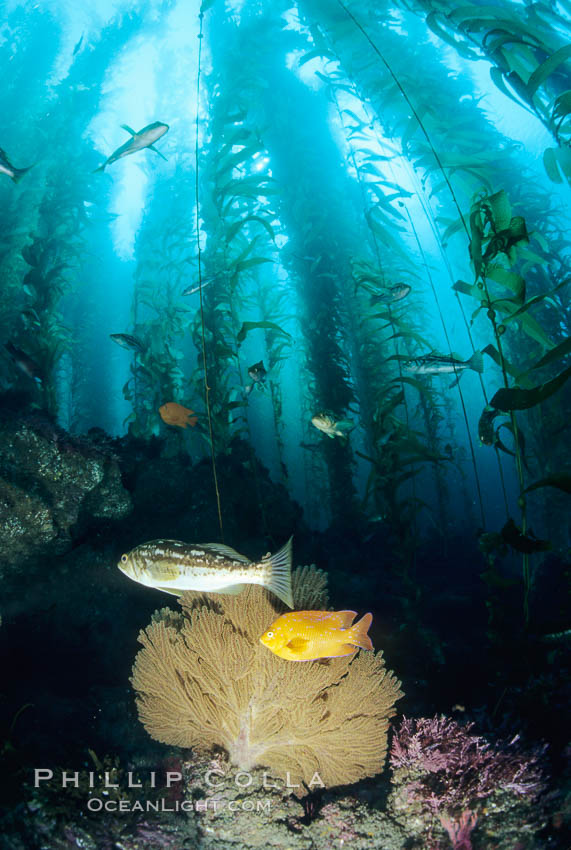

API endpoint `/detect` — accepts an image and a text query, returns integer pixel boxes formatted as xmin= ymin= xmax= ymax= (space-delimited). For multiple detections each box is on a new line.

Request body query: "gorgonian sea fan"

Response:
xmin=131 ymin=566 xmax=403 ymax=792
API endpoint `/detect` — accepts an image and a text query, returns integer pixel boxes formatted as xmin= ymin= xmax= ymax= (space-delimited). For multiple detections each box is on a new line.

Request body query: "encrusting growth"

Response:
xmin=131 ymin=565 xmax=403 ymax=790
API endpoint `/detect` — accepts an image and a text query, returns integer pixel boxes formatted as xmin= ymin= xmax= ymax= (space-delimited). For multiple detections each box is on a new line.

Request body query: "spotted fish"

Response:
xmin=260 ymin=610 xmax=374 ymax=661
xmin=118 ymin=537 xmax=294 ymax=608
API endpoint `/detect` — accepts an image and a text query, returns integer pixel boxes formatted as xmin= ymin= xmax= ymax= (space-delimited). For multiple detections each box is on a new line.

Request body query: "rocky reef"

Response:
xmin=0 ymin=409 xmax=132 ymax=576
xmin=0 ymin=413 xmax=569 ymax=850
xmin=3 ymin=743 xmax=567 ymax=850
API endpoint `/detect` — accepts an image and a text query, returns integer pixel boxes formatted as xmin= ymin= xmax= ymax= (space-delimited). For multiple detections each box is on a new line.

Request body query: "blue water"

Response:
xmin=0 ymin=1 xmax=570 ymax=847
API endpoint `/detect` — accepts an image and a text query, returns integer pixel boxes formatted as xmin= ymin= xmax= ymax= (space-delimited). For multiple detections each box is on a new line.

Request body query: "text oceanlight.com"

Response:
xmin=85 ymin=798 xmax=272 ymax=813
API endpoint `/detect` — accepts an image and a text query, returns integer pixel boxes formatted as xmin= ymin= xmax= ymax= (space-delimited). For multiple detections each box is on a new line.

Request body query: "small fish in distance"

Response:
xmin=501 ymin=518 xmax=551 ymax=555
xmin=245 ymin=360 xmax=267 ymax=395
xmin=0 ymin=147 xmax=33 ymax=184
xmin=159 ymin=402 xmax=198 ymax=429
xmin=118 ymin=537 xmax=294 ymax=608
xmin=4 ymin=341 xmax=43 ymax=383
xmin=94 ymin=122 xmax=169 ymax=172
xmin=370 ymin=283 xmax=411 ymax=305
xmin=260 ymin=610 xmax=374 ymax=661
xmin=182 ymin=272 xmax=225 ymax=297
xmin=478 ymin=404 xmax=530 ymax=469
xmin=110 ymin=333 xmax=146 ymax=354
xmin=478 ymin=404 xmax=505 ymax=447
xmin=311 ymin=412 xmax=354 ymax=440
xmin=72 ymin=34 xmax=84 ymax=55
xmin=404 ymin=350 xmax=483 ymax=388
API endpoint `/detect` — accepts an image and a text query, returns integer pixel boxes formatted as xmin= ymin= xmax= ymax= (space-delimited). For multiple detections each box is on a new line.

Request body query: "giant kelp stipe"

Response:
xmin=0 ymin=1 xmax=569 ymax=848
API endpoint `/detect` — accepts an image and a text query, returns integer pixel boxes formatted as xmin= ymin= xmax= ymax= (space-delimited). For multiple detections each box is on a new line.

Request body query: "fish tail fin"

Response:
xmin=467 ymin=350 xmax=484 ymax=373
xmin=11 ymin=165 xmax=34 ymax=184
xmin=348 ymin=612 xmax=374 ymax=651
xmin=263 ymin=536 xmax=293 ymax=609
xmin=335 ymin=420 xmax=354 ymax=440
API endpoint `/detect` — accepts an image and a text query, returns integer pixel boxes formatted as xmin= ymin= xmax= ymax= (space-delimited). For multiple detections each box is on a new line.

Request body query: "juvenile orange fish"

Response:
xmin=159 ymin=402 xmax=198 ymax=429
xmin=259 ymin=610 xmax=373 ymax=661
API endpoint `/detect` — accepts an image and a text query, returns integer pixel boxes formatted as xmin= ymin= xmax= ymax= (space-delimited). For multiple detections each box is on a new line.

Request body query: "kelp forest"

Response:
xmin=0 ymin=0 xmax=570 ymax=848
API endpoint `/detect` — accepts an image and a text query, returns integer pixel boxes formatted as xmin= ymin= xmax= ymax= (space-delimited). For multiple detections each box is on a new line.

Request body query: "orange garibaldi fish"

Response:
xmin=159 ymin=402 xmax=198 ymax=429
xmin=259 ymin=610 xmax=374 ymax=661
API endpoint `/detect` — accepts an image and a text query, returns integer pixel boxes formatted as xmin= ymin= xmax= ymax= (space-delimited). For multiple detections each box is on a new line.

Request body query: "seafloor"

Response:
xmin=0 ymin=407 xmax=569 ymax=849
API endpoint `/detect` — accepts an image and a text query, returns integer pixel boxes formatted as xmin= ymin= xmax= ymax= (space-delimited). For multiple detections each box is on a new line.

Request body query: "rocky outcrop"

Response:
xmin=0 ymin=413 xmax=132 ymax=574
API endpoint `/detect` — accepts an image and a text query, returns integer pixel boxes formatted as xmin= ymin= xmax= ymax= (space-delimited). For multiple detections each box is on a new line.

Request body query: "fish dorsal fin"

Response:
xmin=287 ymin=637 xmax=309 ymax=652
xmin=121 ymin=124 xmax=137 ymax=136
xmin=200 ymin=543 xmax=251 ymax=563
xmin=327 ymin=611 xmax=357 ymax=629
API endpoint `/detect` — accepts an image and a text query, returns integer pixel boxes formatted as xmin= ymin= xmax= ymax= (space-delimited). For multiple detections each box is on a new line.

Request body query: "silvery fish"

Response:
xmin=370 ymin=283 xmax=411 ymax=305
xmin=4 ymin=341 xmax=43 ymax=383
xmin=94 ymin=122 xmax=169 ymax=172
xmin=404 ymin=350 xmax=483 ymax=388
xmin=110 ymin=333 xmax=146 ymax=354
xmin=311 ymin=412 xmax=354 ymax=441
xmin=181 ymin=272 xmax=225 ymax=297
xmin=118 ymin=537 xmax=294 ymax=608
xmin=0 ymin=147 xmax=33 ymax=184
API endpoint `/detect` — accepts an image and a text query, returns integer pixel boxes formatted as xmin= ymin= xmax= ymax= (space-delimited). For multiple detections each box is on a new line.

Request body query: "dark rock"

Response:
xmin=0 ymin=414 xmax=132 ymax=574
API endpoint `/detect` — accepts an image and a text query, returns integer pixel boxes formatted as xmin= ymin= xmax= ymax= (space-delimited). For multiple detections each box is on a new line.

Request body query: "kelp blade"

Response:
xmin=490 ymin=364 xmax=571 ymax=411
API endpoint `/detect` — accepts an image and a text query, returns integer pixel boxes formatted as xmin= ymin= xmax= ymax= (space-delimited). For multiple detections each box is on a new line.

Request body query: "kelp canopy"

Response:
xmin=0 ymin=0 xmax=569 ymax=562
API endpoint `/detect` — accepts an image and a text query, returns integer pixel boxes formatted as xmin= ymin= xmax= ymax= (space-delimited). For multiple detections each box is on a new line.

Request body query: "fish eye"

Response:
xmin=266 ymin=631 xmax=274 ymax=639
xmin=120 ymin=554 xmax=128 ymax=564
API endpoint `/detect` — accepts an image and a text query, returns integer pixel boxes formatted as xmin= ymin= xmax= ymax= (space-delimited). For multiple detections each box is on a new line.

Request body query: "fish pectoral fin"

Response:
xmin=200 ymin=543 xmax=251 ymax=563
xmin=213 ymin=584 xmax=245 ymax=596
xmin=150 ymin=565 xmax=180 ymax=582
xmin=121 ymin=124 xmax=137 ymax=136
xmin=149 ymin=145 xmax=168 ymax=161
xmin=156 ymin=585 xmax=183 ymax=597
xmin=286 ymin=637 xmax=309 ymax=652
